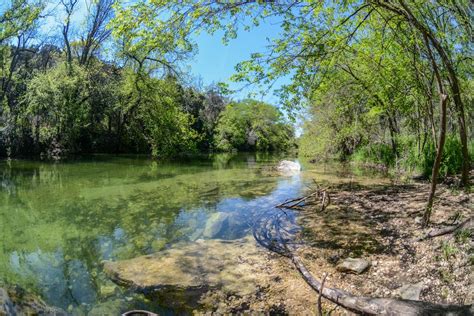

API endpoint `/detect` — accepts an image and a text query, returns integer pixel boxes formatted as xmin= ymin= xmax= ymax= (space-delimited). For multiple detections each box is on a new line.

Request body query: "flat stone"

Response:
xmin=203 ymin=212 xmax=230 ymax=238
xmin=104 ymin=237 xmax=270 ymax=296
xmin=394 ymin=282 xmax=424 ymax=300
xmin=336 ymin=258 xmax=371 ymax=274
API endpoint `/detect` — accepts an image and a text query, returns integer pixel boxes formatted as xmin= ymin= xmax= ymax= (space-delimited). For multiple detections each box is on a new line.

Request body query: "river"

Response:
xmin=0 ymin=153 xmax=389 ymax=314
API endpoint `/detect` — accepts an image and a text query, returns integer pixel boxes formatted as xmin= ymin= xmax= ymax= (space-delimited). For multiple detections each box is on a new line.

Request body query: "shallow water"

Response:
xmin=0 ymin=153 xmax=389 ymax=314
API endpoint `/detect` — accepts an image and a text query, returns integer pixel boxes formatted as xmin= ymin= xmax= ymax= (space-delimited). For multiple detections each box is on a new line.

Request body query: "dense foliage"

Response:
xmin=0 ymin=0 xmax=293 ymax=158
xmin=214 ymin=99 xmax=294 ymax=152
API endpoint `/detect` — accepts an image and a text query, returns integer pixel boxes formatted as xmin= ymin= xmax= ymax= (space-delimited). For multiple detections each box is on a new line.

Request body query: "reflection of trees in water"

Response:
xmin=1 ymin=162 xmax=65 ymax=188
xmin=1 ymin=178 xmax=282 ymax=310
xmin=7 ymin=248 xmax=96 ymax=309
xmin=0 ymin=155 xmax=292 ymax=311
xmin=211 ymin=152 xmax=287 ymax=169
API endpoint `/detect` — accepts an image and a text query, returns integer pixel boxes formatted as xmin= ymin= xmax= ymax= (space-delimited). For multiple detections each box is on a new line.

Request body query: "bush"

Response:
xmin=119 ymin=72 xmax=199 ymax=157
xmin=23 ymin=62 xmax=90 ymax=156
xmin=399 ymin=134 xmax=470 ymax=177
xmin=349 ymin=134 xmax=470 ymax=178
xmin=410 ymin=135 xmax=464 ymax=177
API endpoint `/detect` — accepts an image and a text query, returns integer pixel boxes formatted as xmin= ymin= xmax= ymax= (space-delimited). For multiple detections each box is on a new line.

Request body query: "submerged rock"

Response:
xmin=189 ymin=228 xmax=204 ymax=241
xmin=203 ymin=212 xmax=230 ymax=238
xmin=104 ymin=237 xmax=270 ymax=297
xmin=150 ymin=238 xmax=167 ymax=252
xmin=394 ymin=282 xmax=424 ymax=300
xmin=99 ymin=281 xmax=119 ymax=298
xmin=336 ymin=258 xmax=371 ymax=274
xmin=277 ymin=160 xmax=301 ymax=175
xmin=0 ymin=285 xmax=66 ymax=315
xmin=88 ymin=299 xmax=125 ymax=316
xmin=0 ymin=288 xmax=14 ymax=315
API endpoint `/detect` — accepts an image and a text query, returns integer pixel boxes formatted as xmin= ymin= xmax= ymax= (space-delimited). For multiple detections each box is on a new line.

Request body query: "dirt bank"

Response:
xmin=197 ymin=181 xmax=473 ymax=314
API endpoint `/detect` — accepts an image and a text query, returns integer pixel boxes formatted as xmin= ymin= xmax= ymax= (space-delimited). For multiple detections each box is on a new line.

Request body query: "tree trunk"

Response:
xmin=423 ymin=93 xmax=447 ymax=226
xmin=428 ymin=100 xmax=438 ymax=151
xmin=384 ymin=0 xmax=470 ymax=187
xmin=422 ymin=29 xmax=448 ymax=227
xmin=387 ymin=113 xmax=398 ymax=159
xmin=451 ymin=85 xmax=470 ymax=187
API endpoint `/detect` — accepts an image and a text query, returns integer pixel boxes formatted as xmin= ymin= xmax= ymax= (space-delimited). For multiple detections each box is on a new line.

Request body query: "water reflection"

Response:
xmin=0 ymin=154 xmax=304 ymax=313
xmin=0 ymin=154 xmax=390 ymax=313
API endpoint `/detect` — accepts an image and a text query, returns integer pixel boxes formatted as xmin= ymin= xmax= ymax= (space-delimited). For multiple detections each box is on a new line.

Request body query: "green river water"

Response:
xmin=0 ymin=153 xmax=389 ymax=314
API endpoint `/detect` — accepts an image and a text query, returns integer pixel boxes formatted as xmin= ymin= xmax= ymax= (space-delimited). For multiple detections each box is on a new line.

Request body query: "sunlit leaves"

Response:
xmin=0 ymin=0 xmax=43 ymax=43
xmin=214 ymin=99 xmax=293 ymax=152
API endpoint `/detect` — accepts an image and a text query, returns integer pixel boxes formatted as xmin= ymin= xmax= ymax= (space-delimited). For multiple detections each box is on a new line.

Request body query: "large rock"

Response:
xmin=336 ymin=258 xmax=371 ymax=274
xmin=104 ymin=237 xmax=270 ymax=297
xmin=203 ymin=212 xmax=230 ymax=238
xmin=394 ymin=282 xmax=424 ymax=301
xmin=277 ymin=160 xmax=301 ymax=175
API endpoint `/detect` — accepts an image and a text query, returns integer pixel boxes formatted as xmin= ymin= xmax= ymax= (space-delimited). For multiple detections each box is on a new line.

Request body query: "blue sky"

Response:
xmin=190 ymin=28 xmax=302 ymax=135
xmin=189 ymin=25 xmax=289 ymax=106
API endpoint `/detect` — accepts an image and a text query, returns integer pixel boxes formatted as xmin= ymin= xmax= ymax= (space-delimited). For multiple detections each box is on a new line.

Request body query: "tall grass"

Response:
xmin=350 ymin=134 xmax=472 ymax=178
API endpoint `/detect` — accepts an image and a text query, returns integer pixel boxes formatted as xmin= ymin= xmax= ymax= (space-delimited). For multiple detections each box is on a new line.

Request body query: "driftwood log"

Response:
xmin=292 ymin=253 xmax=473 ymax=315
xmin=253 ymin=202 xmax=473 ymax=315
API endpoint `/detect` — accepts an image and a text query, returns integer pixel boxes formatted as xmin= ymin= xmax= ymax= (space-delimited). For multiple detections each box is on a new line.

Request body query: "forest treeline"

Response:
xmin=0 ymin=0 xmax=294 ymax=159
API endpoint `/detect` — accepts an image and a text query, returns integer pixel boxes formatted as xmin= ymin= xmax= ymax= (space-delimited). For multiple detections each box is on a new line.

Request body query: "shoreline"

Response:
xmin=2 ymin=175 xmax=472 ymax=315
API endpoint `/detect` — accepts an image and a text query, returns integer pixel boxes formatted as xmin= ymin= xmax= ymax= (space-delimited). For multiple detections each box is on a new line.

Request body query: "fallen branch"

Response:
xmin=276 ymin=191 xmax=319 ymax=208
xmin=417 ymin=216 xmax=473 ymax=241
xmin=277 ymin=188 xmax=330 ymax=211
xmin=254 ymin=210 xmax=473 ymax=315
xmin=320 ymin=191 xmax=331 ymax=212
xmin=292 ymin=253 xmax=473 ymax=315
